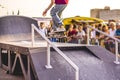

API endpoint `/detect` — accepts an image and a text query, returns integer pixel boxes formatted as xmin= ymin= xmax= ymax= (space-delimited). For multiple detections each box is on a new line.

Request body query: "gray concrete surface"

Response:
xmin=0 ymin=68 xmax=24 ymax=80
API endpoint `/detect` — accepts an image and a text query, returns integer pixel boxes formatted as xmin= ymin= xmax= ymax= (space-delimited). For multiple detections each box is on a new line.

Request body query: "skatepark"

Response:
xmin=0 ymin=15 xmax=120 ymax=80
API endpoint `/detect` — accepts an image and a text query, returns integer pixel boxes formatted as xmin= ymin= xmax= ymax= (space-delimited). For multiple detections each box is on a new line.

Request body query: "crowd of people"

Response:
xmin=38 ymin=20 xmax=120 ymax=54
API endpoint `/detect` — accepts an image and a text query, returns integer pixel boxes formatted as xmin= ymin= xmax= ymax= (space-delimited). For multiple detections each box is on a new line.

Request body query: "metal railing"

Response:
xmin=87 ymin=26 xmax=120 ymax=64
xmin=31 ymin=24 xmax=79 ymax=80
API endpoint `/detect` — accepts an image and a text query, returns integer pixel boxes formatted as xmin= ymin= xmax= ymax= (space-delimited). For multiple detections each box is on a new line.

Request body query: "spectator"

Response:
xmin=115 ymin=23 xmax=120 ymax=39
xmin=77 ymin=25 xmax=86 ymax=44
xmin=90 ymin=24 xmax=98 ymax=45
xmin=67 ymin=24 xmax=78 ymax=43
xmin=115 ymin=23 xmax=120 ymax=54
xmin=105 ymin=22 xmax=116 ymax=53
xmin=66 ymin=24 xmax=74 ymax=42
xmin=39 ymin=22 xmax=47 ymax=36
xmin=99 ymin=25 xmax=109 ymax=47
xmin=109 ymin=22 xmax=116 ymax=37
xmin=96 ymin=23 xmax=103 ymax=38
xmin=82 ymin=22 xmax=88 ymax=34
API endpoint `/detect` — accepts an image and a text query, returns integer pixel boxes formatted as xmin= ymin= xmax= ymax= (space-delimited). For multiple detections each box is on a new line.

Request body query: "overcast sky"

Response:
xmin=0 ymin=0 xmax=120 ymax=18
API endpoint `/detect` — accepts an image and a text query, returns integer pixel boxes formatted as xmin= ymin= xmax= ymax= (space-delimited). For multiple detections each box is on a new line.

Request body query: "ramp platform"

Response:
xmin=0 ymin=16 xmax=120 ymax=80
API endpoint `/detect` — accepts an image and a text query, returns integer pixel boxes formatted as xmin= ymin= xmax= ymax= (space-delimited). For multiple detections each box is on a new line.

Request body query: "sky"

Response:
xmin=0 ymin=0 xmax=120 ymax=18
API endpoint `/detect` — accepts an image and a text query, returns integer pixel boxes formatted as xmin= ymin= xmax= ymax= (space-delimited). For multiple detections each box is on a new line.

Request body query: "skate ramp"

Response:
xmin=0 ymin=15 xmax=39 ymax=42
xmin=30 ymin=46 xmax=120 ymax=80
xmin=62 ymin=46 xmax=120 ymax=80
xmin=0 ymin=15 xmax=120 ymax=80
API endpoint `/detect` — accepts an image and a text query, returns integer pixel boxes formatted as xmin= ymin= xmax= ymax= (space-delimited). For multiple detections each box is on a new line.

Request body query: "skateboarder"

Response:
xmin=42 ymin=0 xmax=69 ymax=31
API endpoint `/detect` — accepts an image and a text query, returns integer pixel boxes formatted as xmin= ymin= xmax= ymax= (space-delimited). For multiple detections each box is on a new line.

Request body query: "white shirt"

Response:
xmin=90 ymin=30 xmax=96 ymax=38
xmin=109 ymin=28 xmax=116 ymax=37
xmin=39 ymin=27 xmax=47 ymax=36
xmin=77 ymin=30 xmax=85 ymax=37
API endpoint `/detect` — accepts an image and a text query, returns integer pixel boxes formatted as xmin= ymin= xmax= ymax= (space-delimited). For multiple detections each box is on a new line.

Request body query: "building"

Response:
xmin=90 ymin=6 xmax=120 ymax=21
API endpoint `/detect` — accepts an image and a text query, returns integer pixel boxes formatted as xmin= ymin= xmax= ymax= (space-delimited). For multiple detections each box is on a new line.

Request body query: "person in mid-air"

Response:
xmin=42 ymin=0 xmax=69 ymax=31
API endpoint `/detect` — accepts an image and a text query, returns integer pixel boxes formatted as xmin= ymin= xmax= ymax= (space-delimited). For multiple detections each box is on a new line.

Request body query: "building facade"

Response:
xmin=90 ymin=6 xmax=120 ymax=21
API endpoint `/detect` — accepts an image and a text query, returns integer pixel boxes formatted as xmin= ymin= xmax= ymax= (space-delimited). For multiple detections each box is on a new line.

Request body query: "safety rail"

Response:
xmin=31 ymin=24 xmax=79 ymax=80
xmin=87 ymin=26 xmax=120 ymax=64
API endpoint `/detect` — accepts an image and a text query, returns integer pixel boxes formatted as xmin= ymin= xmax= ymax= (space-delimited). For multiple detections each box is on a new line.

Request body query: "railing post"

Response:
xmin=75 ymin=68 xmax=79 ymax=80
xmin=31 ymin=25 xmax=35 ymax=47
xmin=8 ymin=50 xmax=12 ymax=73
xmin=0 ymin=48 xmax=1 ymax=67
xmin=45 ymin=42 xmax=52 ymax=69
xmin=87 ymin=27 xmax=90 ymax=45
xmin=114 ymin=41 xmax=120 ymax=64
xmin=27 ymin=55 xmax=31 ymax=80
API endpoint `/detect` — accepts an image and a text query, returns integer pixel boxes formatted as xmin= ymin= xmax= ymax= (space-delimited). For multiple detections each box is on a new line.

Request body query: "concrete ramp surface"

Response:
xmin=0 ymin=15 xmax=39 ymax=42
xmin=30 ymin=46 xmax=120 ymax=80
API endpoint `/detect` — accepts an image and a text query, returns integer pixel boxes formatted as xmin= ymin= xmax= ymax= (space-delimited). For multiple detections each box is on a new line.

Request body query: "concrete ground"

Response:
xmin=0 ymin=68 xmax=24 ymax=80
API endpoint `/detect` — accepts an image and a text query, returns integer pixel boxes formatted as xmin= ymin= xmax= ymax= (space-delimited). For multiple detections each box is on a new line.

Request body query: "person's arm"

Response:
xmin=115 ymin=35 xmax=120 ymax=39
xmin=42 ymin=0 xmax=54 ymax=16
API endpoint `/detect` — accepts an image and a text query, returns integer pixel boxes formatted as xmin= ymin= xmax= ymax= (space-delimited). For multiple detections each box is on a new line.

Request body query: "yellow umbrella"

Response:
xmin=63 ymin=16 xmax=104 ymax=25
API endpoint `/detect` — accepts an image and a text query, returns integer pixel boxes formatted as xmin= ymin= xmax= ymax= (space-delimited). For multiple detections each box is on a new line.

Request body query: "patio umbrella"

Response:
xmin=63 ymin=16 xmax=104 ymax=25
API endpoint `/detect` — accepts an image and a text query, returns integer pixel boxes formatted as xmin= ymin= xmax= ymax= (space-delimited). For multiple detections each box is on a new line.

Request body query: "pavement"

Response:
xmin=0 ymin=68 xmax=24 ymax=80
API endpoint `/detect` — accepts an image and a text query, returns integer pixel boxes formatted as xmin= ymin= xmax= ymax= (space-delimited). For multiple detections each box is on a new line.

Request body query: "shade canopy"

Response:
xmin=63 ymin=16 xmax=104 ymax=25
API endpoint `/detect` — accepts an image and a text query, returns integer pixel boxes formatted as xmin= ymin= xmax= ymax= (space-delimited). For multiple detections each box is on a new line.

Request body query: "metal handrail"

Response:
xmin=88 ymin=25 xmax=120 ymax=64
xmin=31 ymin=24 xmax=79 ymax=80
xmin=88 ymin=26 xmax=120 ymax=42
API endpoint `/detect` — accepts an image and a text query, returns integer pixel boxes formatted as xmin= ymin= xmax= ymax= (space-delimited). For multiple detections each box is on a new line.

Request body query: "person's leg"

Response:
xmin=109 ymin=41 xmax=115 ymax=53
xmin=57 ymin=5 xmax=67 ymax=20
xmin=52 ymin=19 xmax=58 ymax=30
xmin=50 ymin=4 xmax=67 ymax=29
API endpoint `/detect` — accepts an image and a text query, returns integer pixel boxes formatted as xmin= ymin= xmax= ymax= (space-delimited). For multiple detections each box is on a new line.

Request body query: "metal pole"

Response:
xmin=31 ymin=25 xmax=35 ymax=47
xmin=27 ymin=55 xmax=31 ymax=80
xmin=8 ymin=50 xmax=12 ymax=73
xmin=45 ymin=42 xmax=52 ymax=69
xmin=75 ymin=68 xmax=79 ymax=80
xmin=87 ymin=27 xmax=90 ymax=45
xmin=0 ymin=48 xmax=1 ymax=67
xmin=114 ymin=41 xmax=120 ymax=64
